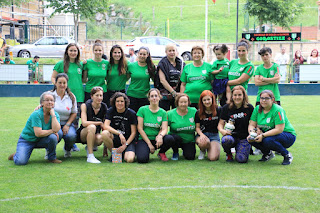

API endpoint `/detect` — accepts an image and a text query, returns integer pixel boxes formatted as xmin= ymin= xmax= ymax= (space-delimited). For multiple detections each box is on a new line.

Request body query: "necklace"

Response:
xmin=92 ymin=104 xmax=101 ymax=110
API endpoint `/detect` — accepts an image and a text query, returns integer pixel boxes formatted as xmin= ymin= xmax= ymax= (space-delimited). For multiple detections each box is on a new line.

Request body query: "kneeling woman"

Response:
xmin=136 ymin=88 xmax=170 ymax=163
xmin=77 ymin=87 xmax=109 ymax=164
xmin=195 ymin=90 xmax=221 ymax=161
xmin=165 ymin=93 xmax=197 ymax=160
xmin=217 ymin=86 xmax=254 ymax=163
xmin=248 ymin=90 xmax=296 ymax=165
xmin=103 ymin=92 xmax=137 ymax=163
xmin=8 ymin=92 xmax=61 ymax=165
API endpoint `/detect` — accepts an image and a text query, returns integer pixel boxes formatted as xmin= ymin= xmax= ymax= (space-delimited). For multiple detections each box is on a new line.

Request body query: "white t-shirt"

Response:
xmin=274 ymin=53 xmax=289 ymax=65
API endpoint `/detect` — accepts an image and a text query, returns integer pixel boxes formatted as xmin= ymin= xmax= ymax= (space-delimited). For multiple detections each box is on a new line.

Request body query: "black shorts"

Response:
xmin=113 ymin=135 xmax=136 ymax=152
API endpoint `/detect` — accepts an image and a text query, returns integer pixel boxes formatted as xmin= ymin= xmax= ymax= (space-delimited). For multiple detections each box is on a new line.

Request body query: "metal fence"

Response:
xmin=26 ymin=25 xmax=75 ymax=43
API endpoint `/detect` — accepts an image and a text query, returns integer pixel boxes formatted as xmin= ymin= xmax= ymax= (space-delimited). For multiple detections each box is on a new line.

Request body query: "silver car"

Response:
xmin=8 ymin=36 xmax=75 ymax=58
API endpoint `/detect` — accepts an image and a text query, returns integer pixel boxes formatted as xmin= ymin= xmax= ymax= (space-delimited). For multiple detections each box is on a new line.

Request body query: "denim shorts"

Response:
xmin=196 ymin=132 xmax=220 ymax=143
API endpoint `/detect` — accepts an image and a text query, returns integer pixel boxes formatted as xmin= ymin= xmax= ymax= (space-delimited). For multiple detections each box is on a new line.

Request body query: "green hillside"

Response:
xmin=88 ymin=0 xmax=318 ymax=42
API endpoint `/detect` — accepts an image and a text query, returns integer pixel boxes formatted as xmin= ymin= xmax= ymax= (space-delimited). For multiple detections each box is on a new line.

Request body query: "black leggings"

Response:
xmin=164 ymin=134 xmax=196 ymax=160
xmin=135 ymin=136 xmax=173 ymax=163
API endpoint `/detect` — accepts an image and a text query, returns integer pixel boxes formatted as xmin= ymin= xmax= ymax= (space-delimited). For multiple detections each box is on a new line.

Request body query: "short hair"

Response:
xmin=175 ymin=93 xmax=191 ymax=107
xmin=4 ymin=57 xmax=10 ymax=62
xmin=34 ymin=55 xmax=40 ymax=59
xmin=90 ymin=86 xmax=103 ymax=96
xmin=110 ymin=92 xmax=130 ymax=109
xmin=213 ymin=44 xmax=228 ymax=54
xmin=129 ymin=48 xmax=135 ymax=52
xmin=191 ymin=46 xmax=205 ymax=58
xmin=165 ymin=43 xmax=177 ymax=52
xmin=40 ymin=91 xmax=55 ymax=104
xmin=228 ymin=85 xmax=250 ymax=110
xmin=258 ymin=90 xmax=276 ymax=113
xmin=258 ymin=47 xmax=272 ymax=55
xmin=237 ymin=39 xmax=251 ymax=50
xmin=147 ymin=88 xmax=162 ymax=99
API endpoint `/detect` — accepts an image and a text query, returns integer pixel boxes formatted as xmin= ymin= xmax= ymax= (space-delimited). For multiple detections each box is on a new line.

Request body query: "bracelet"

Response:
xmin=51 ymin=115 xmax=56 ymax=118
xmin=118 ymin=131 xmax=122 ymax=136
xmin=159 ymin=133 xmax=164 ymax=137
xmin=66 ymin=123 xmax=71 ymax=127
xmin=262 ymin=134 xmax=265 ymax=138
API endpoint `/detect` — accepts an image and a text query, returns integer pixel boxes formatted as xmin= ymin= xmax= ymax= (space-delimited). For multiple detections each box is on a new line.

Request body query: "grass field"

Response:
xmin=0 ymin=96 xmax=319 ymax=212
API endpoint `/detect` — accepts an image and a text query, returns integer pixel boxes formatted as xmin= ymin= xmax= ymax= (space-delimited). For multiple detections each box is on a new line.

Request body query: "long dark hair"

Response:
xmin=198 ymin=90 xmax=217 ymax=120
xmin=52 ymin=73 xmax=76 ymax=105
xmin=109 ymin=44 xmax=127 ymax=75
xmin=63 ymin=43 xmax=81 ymax=73
xmin=138 ymin=46 xmax=155 ymax=80
xmin=237 ymin=38 xmax=251 ymax=51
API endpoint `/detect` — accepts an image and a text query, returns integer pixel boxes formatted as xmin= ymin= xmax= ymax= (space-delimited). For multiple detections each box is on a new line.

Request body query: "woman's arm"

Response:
xmin=159 ymin=69 xmax=176 ymax=94
xmin=155 ymin=121 xmax=168 ymax=148
xmin=217 ymin=119 xmax=231 ymax=136
xmin=103 ymin=119 xmax=127 ymax=145
xmin=227 ymin=73 xmax=251 ymax=86
xmin=255 ymin=123 xmax=285 ymax=142
xmin=254 ymin=75 xmax=268 ymax=86
xmin=80 ymin=103 xmax=103 ymax=128
xmin=261 ymin=74 xmax=281 ymax=84
xmin=137 ymin=117 xmax=152 ymax=145
xmin=180 ymin=82 xmax=186 ymax=93
xmin=34 ymin=127 xmax=56 ymax=138
xmin=126 ymin=124 xmax=137 ymax=144
xmin=50 ymin=109 xmax=61 ymax=133
xmin=82 ymin=70 xmax=88 ymax=83
xmin=51 ymin=70 xmax=58 ymax=84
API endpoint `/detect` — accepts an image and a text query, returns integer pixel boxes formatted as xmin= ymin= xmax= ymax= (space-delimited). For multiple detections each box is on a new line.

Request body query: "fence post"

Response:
xmin=210 ymin=20 xmax=211 ymax=43
xmin=165 ymin=21 xmax=167 ymax=37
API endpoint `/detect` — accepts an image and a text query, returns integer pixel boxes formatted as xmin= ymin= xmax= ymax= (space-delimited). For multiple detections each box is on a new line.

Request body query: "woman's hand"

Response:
xmin=148 ymin=144 xmax=155 ymax=154
xmin=82 ymin=59 xmax=87 ymax=64
xmin=247 ymin=135 xmax=255 ymax=143
xmin=119 ymin=133 xmax=126 ymax=145
xmin=155 ymin=135 xmax=163 ymax=148
xmin=116 ymin=144 xmax=127 ymax=153
xmin=54 ymin=132 xmax=59 ymax=141
xmin=34 ymin=104 xmax=41 ymax=111
xmin=254 ymin=134 xmax=263 ymax=142
xmin=62 ymin=125 xmax=69 ymax=135
xmin=198 ymin=134 xmax=209 ymax=146
xmin=221 ymin=129 xmax=231 ymax=136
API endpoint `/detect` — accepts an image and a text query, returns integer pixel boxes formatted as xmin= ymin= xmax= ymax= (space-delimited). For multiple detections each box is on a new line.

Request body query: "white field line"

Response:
xmin=1 ymin=185 xmax=319 ymax=202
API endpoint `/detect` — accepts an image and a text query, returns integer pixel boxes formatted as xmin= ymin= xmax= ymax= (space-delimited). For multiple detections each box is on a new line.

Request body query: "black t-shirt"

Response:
xmin=195 ymin=107 xmax=221 ymax=133
xmin=220 ymin=104 xmax=254 ymax=139
xmin=105 ymin=107 xmax=137 ymax=139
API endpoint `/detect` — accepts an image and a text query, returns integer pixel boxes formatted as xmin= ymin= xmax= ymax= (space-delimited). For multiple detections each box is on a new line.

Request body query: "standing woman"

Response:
xmin=136 ymin=88 xmax=170 ymax=163
xmin=76 ymin=87 xmax=109 ymax=164
xmin=307 ymin=49 xmax=320 ymax=64
xmin=195 ymin=90 xmax=221 ymax=161
xmin=51 ymin=43 xmax=84 ymax=151
xmin=292 ymin=50 xmax=305 ymax=83
xmin=248 ymin=90 xmax=296 ymax=165
xmin=103 ymin=92 xmax=137 ymax=163
xmin=83 ymin=43 xmax=109 ymax=104
xmin=164 ymin=93 xmax=197 ymax=160
xmin=227 ymin=39 xmax=254 ymax=92
xmin=106 ymin=45 xmax=128 ymax=107
xmin=127 ymin=46 xmax=156 ymax=113
xmin=217 ymin=86 xmax=254 ymax=163
xmin=180 ymin=46 xmax=213 ymax=108
xmin=155 ymin=43 xmax=185 ymax=111
xmin=8 ymin=92 xmax=61 ymax=165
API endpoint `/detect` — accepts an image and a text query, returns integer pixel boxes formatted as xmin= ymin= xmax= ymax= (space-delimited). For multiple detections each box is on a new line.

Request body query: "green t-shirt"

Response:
xmin=180 ymin=62 xmax=213 ymax=103
xmin=20 ymin=108 xmax=60 ymax=142
xmin=254 ymin=63 xmax=281 ymax=102
xmin=83 ymin=59 xmax=109 ymax=93
xmin=107 ymin=63 xmax=129 ymax=91
xmin=212 ymin=58 xmax=230 ymax=79
xmin=137 ymin=105 xmax=167 ymax=140
xmin=250 ymin=104 xmax=296 ymax=136
xmin=26 ymin=60 xmax=38 ymax=72
xmin=228 ymin=59 xmax=254 ymax=91
xmin=54 ymin=60 xmax=84 ymax=102
xmin=127 ymin=62 xmax=151 ymax=98
xmin=167 ymin=107 xmax=197 ymax=143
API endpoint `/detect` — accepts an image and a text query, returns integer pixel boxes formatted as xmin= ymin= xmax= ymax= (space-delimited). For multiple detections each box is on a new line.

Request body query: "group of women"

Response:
xmin=8 ymin=38 xmax=296 ymax=166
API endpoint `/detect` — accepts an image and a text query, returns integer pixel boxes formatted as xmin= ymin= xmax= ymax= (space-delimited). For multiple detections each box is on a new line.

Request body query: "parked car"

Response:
xmin=8 ymin=36 xmax=75 ymax=58
xmin=124 ymin=36 xmax=192 ymax=61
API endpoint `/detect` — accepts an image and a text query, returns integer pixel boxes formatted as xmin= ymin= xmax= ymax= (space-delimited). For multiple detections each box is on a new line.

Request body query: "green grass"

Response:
xmin=0 ymin=96 xmax=319 ymax=212
xmin=98 ymin=0 xmax=318 ymax=42
xmin=0 ymin=57 xmax=61 ymax=65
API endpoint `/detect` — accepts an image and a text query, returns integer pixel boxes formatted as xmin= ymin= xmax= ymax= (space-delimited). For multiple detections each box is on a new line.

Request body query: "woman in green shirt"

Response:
xmin=83 ymin=43 xmax=109 ymax=104
xmin=165 ymin=93 xmax=197 ymax=160
xmin=180 ymin=46 xmax=213 ymax=108
xmin=136 ymin=88 xmax=170 ymax=163
xmin=127 ymin=46 xmax=156 ymax=113
xmin=106 ymin=44 xmax=128 ymax=107
xmin=248 ymin=90 xmax=296 ymax=165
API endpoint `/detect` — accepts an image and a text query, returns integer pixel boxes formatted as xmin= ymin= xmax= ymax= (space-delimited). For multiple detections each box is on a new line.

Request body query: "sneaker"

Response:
xmin=71 ymin=144 xmax=80 ymax=152
xmin=8 ymin=153 xmax=15 ymax=160
xmin=226 ymin=154 xmax=234 ymax=162
xmin=198 ymin=150 xmax=206 ymax=160
xmin=44 ymin=149 xmax=48 ymax=160
xmin=282 ymin=152 xmax=293 ymax=165
xmin=171 ymin=152 xmax=179 ymax=161
xmin=259 ymin=151 xmax=275 ymax=162
xmin=253 ymin=148 xmax=263 ymax=155
xmin=231 ymin=148 xmax=236 ymax=153
xmin=93 ymin=145 xmax=98 ymax=151
xmin=87 ymin=155 xmax=101 ymax=164
xmin=158 ymin=153 xmax=169 ymax=162
xmin=64 ymin=150 xmax=72 ymax=158
xmin=48 ymin=159 xmax=62 ymax=164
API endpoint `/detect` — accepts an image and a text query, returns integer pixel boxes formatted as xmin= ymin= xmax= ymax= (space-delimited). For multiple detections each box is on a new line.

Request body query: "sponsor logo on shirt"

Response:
xmin=270 ymin=70 xmax=274 ymax=76
xmin=189 ymin=117 xmax=194 ymax=123
xmin=77 ymin=68 xmax=81 ymax=74
xmin=202 ymin=70 xmax=207 ymax=74
xmin=257 ymin=124 xmax=272 ymax=131
xmin=189 ymin=76 xmax=206 ymax=81
xmin=266 ymin=118 xmax=271 ymax=123
xmin=176 ymin=125 xmax=195 ymax=131
xmin=230 ymin=112 xmax=247 ymax=119
xmin=144 ymin=123 xmax=160 ymax=128
xmin=102 ymin=64 xmax=106 ymax=70
xmin=157 ymin=116 xmax=162 ymax=122
xmin=228 ymin=72 xmax=241 ymax=77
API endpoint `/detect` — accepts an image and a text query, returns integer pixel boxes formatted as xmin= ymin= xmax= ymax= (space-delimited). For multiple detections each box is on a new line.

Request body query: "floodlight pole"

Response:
xmin=205 ymin=0 xmax=208 ymax=62
xmin=235 ymin=0 xmax=239 ymax=58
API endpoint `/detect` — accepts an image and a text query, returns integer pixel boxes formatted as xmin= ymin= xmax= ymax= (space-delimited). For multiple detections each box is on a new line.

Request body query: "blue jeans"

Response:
xmin=221 ymin=135 xmax=251 ymax=163
xmin=13 ymin=134 xmax=59 ymax=165
xmin=250 ymin=132 xmax=296 ymax=156
xmin=58 ymin=124 xmax=77 ymax=151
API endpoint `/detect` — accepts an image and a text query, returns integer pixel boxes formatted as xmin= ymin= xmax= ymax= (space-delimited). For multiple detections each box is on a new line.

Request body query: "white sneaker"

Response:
xmin=253 ymin=148 xmax=263 ymax=155
xmin=231 ymin=148 xmax=236 ymax=153
xmin=87 ymin=155 xmax=101 ymax=164
xmin=44 ymin=149 xmax=48 ymax=160
xmin=198 ymin=150 xmax=206 ymax=160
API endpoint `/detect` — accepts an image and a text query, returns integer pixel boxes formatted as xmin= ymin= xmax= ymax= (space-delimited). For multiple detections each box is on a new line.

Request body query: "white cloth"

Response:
xmin=274 ymin=53 xmax=289 ymax=65
xmin=49 ymin=90 xmax=77 ymax=125
xmin=129 ymin=54 xmax=137 ymax=63
xmin=307 ymin=56 xmax=320 ymax=64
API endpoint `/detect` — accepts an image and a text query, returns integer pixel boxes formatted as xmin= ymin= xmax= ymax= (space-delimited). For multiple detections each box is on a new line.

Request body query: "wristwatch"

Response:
xmin=125 ymin=143 xmax=129 ymax=146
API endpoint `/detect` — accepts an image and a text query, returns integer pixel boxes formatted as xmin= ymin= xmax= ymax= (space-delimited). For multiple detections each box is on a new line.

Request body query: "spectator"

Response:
xmin=129 ymin=48 xmax=137 ymax=63
xmin=274 ymin=47 xmax=289 ymax=83
xmin=292 ymin=50 xmax=305 ymax=83
xmin=27 ymin=56 xmax=40 ymax=84
xmin=307 ymin=49 xmax=319 ymax=83
xmin=4 ymin=57 xmax=15 ymax=64
xmin=0 ymin=32 xmax=7 ymax=57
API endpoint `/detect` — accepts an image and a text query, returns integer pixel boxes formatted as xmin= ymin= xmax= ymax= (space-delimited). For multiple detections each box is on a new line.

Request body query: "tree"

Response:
xmin=45 ymin=0 xmax=109 ymax=42
xmin=244 ymin=0 xmax=304 ymax=32
xmin=0 ymin=0 xmax=29 ymax=7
